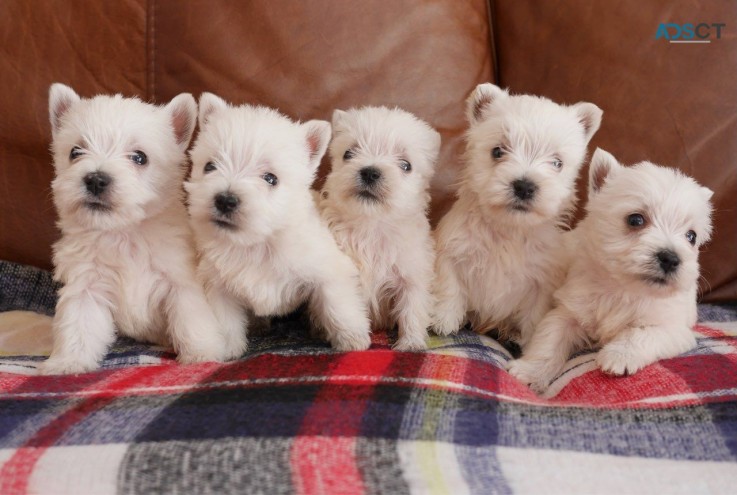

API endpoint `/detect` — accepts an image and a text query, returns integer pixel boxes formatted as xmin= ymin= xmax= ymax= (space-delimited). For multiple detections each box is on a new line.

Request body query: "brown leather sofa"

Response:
xmin=1 ymin=0 xmax=735 ymax=301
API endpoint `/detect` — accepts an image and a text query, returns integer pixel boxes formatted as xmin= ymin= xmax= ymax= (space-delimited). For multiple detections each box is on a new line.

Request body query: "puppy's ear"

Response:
xmin=49 ymin=83 xmax=80 ymax=135
xmin=588 ymin=148 xmax=620 ymax=195
xmin=165 ymin=93 xmax=197 ymax=151
xmin=466 ymin=83 xmax=507 ymax=124
xmin=426 ymin=128 xmax=442 ymax=167
xmin=198 ymin=92 xmax=228 ymax=129
xmin=331 ymin=109 xmax=348 ymax=137
xmin=571 ymin=102 xmax=603 ymax=143
xmin=699 ymin=188 xmax=715 ymax=244
xmin=303 ymin=120 xmax=332 ymax=172
xmin=700 ymin=186 xmax=714 ymax=202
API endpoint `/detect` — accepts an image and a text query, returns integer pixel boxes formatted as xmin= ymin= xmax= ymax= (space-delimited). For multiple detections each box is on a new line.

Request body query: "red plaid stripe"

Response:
xmin=291 ymin=351 xmax=396 ymax=494
xmin=0 ymin=366 xmax=155 ymax=494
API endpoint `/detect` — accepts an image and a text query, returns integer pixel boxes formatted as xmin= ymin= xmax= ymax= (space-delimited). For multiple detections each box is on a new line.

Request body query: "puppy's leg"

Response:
xmin=166 ymin=281 xmax=227 ymax=363
xmin=507 ymin=307 xmax=581 ymax=394
xmin=39 ymin=282 xmax=116 ymax=375
xmin=394 ymin=280 xmax=432 ymax=351
xmin=430 ymin=254 xmax=466 ymax=335
xmin=597 ymin=324 xmax=696 ymax=376
xmin=205 ymin=280 xmax=248 ymax=360
xmin=516 ymin=287 xmax=554 ymax=349
xmin=309 ymin=258 xmax=371 ymax=352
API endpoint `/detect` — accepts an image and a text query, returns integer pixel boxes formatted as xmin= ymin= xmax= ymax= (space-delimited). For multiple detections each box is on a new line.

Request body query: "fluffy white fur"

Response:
xmin=508 ymin=148 xmax=714 ymax=394
xmin=41 ymin=83 xmax=228 ymax=375
xmin=431 ymin=83 xmax=602 ymax=346
xmin=186 ymin=93 xmax=371 ymax=353
xmin=319 ymin=107 xmax=441 ymax=350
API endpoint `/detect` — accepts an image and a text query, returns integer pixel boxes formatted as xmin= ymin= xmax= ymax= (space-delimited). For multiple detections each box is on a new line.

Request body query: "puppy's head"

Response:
xmin=463 ymin=83 xmax=602 ymax=226
xmin=582 ymin=148 xmax=714 ymax=294
xmin=186 ymin=93 xmax=330 ymax=245
xmin=325 ymin=106 xmax=440 ymax=215
xmin=49 ymin=83 xmax=196 ymax=230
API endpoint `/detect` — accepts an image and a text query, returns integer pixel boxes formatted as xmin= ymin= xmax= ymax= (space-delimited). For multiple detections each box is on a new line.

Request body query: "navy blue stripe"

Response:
xmin=1 ymin=386 xmax=735 ymax=462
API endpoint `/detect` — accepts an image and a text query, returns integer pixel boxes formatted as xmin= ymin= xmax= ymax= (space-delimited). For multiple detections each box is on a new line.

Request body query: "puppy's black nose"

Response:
xmin=656 ymin=249 xmax=680 ymax=274
xmin=512 ymin=179 xmax=538 ymax=201
xmin=83 ymin=171 xmax=111 ymax=196
xmin=214 ymin=192 xmax=240 ymax=214
xmin=359 ymin=166 xmax=382 ymax=186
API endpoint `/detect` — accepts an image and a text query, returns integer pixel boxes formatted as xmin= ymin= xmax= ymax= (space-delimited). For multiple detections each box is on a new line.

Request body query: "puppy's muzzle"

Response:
xmin=355 ymin=166 xmax=384 ymax=202
xmin=656 ymin=249 xmax=680 ymax=275
xmin=214 ymin=192 xmax=240 ymax=215
xmin=211 ymin=192 xmax=240 ymax=230
xmin=359 ymin=166 xmax=382 ymax=187
xmin=511 ymin=178 xmax=537 ymax=202
xmin=83 ymin=171 xmax=111 ymax=197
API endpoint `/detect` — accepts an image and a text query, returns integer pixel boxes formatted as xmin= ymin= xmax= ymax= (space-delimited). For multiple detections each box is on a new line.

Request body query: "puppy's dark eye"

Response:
xmin=130 ymin=150 xmax=147 ymax=166
xmin=204 ymin=162 xmax=217 ymax=173
xmin=492 ymin=147 xmax=504 ymax=159
xmin=686 ymin=230 xmax=697 ymax=246
xmin=552 ymin=158 xmax=563 ymax=169
xmin=343 ymin=149 xmax=355 ymax=161
xmin=399 ymin=159 xmax=412 ymax=172
xmin=69 ymin=146 xmax=83 ymax=161
xmin=627 ymin=213 xmax=646 ymax=228
xmin=263 ymin=173 xmax=278 ymax=186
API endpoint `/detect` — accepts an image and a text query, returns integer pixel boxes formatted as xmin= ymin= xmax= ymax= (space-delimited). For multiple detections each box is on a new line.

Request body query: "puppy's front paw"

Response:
xmin=507 ymin=359 xmax=550 ymax=395
xmin=394 ymin=334 xmax=428 ymax=352
xmin=596 ymin=345 xmax=647 ymax=376
xmin=38 ymin=356 xmax=99 ymax=375
xmin=177 ymin=335 xmax=228 ymax=364
xmin=431 ymin=312 xmax=463 ymax=336
xmin=177 ymin=351 xmax=224 ymax=365
xmin=221 ymin=330 xmax=248 ymax=361
xmin=332 ymin=328 xmax=371 ymax=352
xmin=222 ymin=341 xmax=248 ymax=361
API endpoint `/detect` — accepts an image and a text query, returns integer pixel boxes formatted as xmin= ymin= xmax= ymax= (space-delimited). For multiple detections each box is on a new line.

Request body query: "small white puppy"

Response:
xmin=186 ymin=93 xmax=371 ymax=353
xmin=42 ymin=84 xmax=227 ymax=375
xmin=508 ymin=149 xmax=714 ymax=394
xmin=432 ymin=83 xmax=602 ymax=347
xmin=319 ymin=107 xmax=440 ymax=350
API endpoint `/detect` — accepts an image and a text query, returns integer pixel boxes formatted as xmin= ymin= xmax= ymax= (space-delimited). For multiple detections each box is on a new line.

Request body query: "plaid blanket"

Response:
xmin=1 ymin=260 xmax=736 ymax=494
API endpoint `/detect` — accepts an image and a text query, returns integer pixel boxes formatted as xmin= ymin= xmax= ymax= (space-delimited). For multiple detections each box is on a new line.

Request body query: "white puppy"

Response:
xmin=508 ymin=149 xmax=714 ymax=393
xmin=319 ymin=107 xmax=440 ymax=350
xmin=186 ymin=93 xmax=371 ymax=353
xmin=432 ymin=83 xmax=602 ymax=347
xmin=42 ymin=84 xmax=227 ymax=375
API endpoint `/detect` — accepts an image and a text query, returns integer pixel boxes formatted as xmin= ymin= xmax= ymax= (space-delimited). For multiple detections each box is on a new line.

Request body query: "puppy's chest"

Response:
xmin=59 ymin=230 xmax=161 ymax=278
xmin=336 ymin=224 xmax=403 ymax=290
xmin=57 ymin=232 xmax=170 ymax=329
xmin=568 ymin=285 xmax=679 ymax=342
xmin=462 ymin=230 xmax=558 ymax=300
xmin=214 ymin=247 xmax=308 ymax=316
